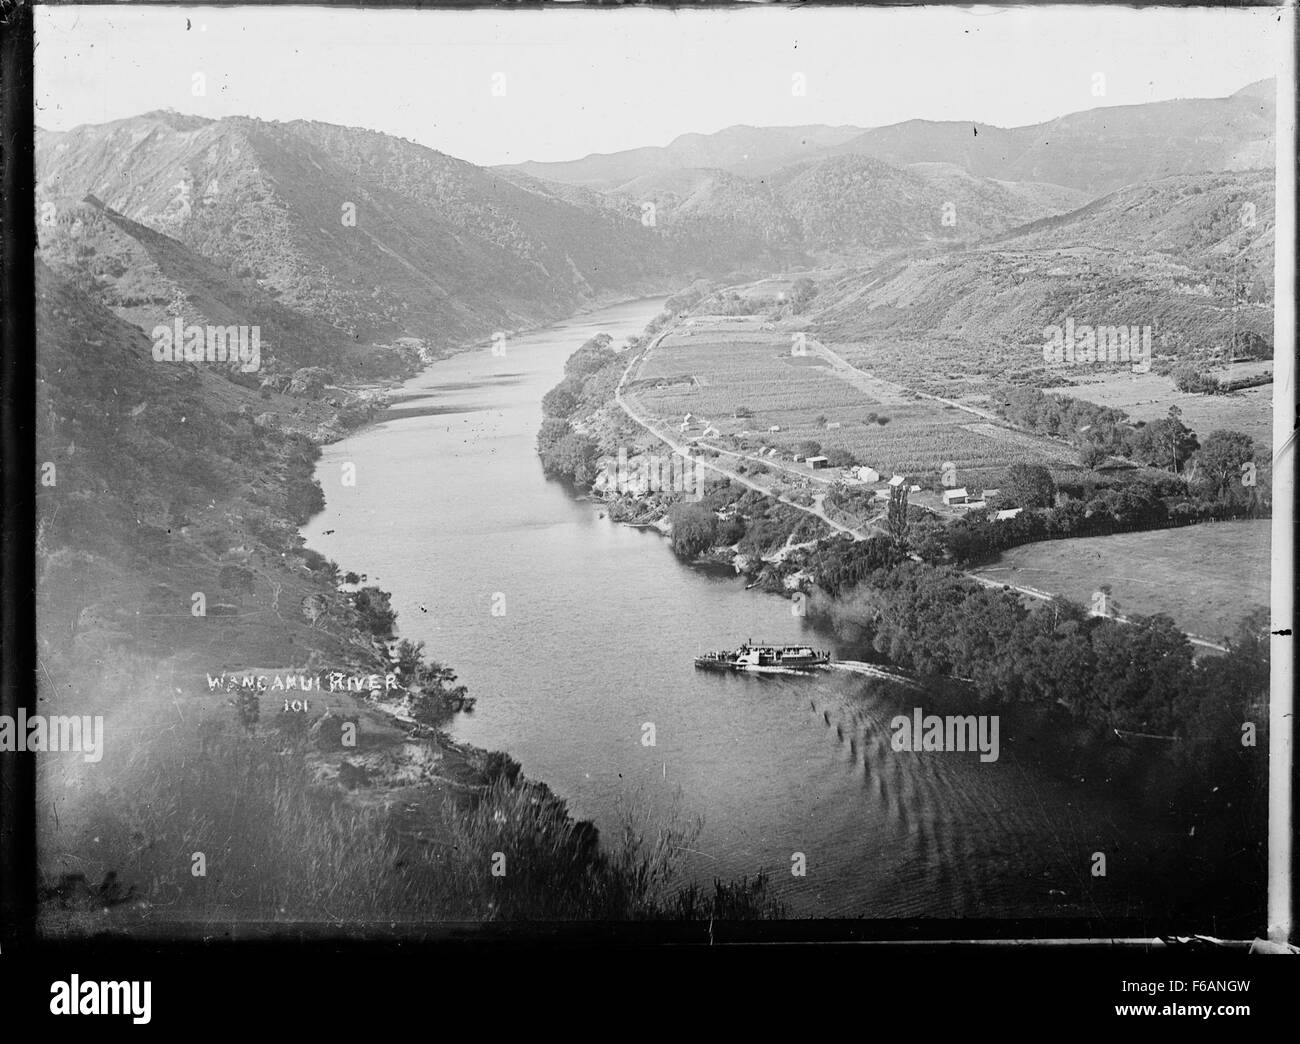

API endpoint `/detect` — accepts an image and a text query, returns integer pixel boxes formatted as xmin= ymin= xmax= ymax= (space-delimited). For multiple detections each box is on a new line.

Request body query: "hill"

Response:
xmin=36 ymin=112 xmax=687 ymax=349
xmin=796 ymin=169 xmax=1275 ymax=393
xmin=502 ymin=124 xmax=867 ymax=189
xmin=507 ymin=81 xmax=1275 ymax=201
xmin=37 ymin=196 xmax=361 ymax=379
xmin=827 ymin=81 xmax=1275 ymax=195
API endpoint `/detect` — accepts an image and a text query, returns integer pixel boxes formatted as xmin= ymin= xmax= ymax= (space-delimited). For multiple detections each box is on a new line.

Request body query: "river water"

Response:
xmin=302 ymin=296 xmax=1191 ymax=921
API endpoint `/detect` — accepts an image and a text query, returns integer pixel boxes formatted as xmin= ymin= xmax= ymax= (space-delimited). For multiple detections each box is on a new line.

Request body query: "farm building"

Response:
xmin=855 ymin=466 xmax=881 ymax=483
xmin=806 ymin=456 xmax=830 ymax=470
xmin=995 ymin=508 xmax=1024 ymax=521
xmin=888 ymin=474 xmax=906 ymax=488
xmin=826 ymin=421 xmax=842 ymax=430
xmin=768 ymin=425 xmax=781 ymax=433
xmin=942 ymin=487 xmax=970 ymax=506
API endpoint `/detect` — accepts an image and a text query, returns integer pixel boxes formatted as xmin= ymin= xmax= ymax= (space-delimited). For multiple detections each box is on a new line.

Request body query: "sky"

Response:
xmin=34 ymin=4 xmax=1285 ymax=167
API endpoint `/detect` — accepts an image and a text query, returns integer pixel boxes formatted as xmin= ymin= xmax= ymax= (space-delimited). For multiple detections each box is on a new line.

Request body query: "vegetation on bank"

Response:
xmin=41 ymin=702 xmax=785 ymax=926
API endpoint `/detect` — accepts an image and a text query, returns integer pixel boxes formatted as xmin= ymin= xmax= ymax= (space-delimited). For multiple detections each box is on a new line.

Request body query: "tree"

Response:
xmin=353 ymin=586 xmax=397 ymax=636
xmin=1078 ymin=442 xmax=1108 ymax=470
xmin=1126 ymin=407 xmax=1199 ymax=472
xmin=668 ymin=503 xmax=718 ymax=559
xmin=541 ymin=374 xmax=585 ymax=417
xmin=886 ymin=484 xmax=910 ymax=551
xmin=1172 ymin=362 xmax=1221 ymax=395
xmin=1192 ymin=430 xmax=1257 ymax=501
xmin=796 ymin=439 xmax=822 ymax=458
xmin=1001 ymin=463 xmax=1057 ymax=508
xmin=539 ymin=432 xmax=600 ymax=486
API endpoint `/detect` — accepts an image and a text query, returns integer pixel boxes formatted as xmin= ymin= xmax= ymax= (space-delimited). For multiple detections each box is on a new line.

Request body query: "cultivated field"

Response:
xmin=972 ymin=520 xmax=1271 ymax=643
xmin=629 ymin=318 xmax=1078 ymax=486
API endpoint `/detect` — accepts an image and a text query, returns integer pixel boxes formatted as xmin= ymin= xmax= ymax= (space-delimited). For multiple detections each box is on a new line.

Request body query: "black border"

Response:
xmin=2 ymin=1 xmax=1296 ymax=977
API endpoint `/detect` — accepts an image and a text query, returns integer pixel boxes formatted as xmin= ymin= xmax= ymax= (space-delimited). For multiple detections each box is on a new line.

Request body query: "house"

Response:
xmin=702 ymin=425 xmax=720 ymax=437
xmin=942 ymin=487 xmax=970 ymax=507
xmin=826 ymin=421 xmax=842 ymax=430
xmin=909 ymin=484 xmax=922 ymax=493
xmin=855 ymin=466 xmax=881 ymax=484
xmin=768 ymin=425 xmax=781 ymax=433
xmin=995 ymin=508 xmax=1023 ymax=521
xmin=888 ymin=474 xmax=906 ymax=488
xmin=806 ymin=456 xmax=830 ymax=470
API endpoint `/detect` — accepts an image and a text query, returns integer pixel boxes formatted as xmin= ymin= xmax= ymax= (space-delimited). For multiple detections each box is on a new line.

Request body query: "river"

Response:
xmin=302 ymin=296 xmax=1196 ymax=921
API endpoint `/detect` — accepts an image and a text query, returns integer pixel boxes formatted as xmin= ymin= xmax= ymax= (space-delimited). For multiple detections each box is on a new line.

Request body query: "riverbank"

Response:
xmin=38 ymin=277 xmax=796 ymax=932
xmin=536 ymin=291 xmax=1270 ymax=918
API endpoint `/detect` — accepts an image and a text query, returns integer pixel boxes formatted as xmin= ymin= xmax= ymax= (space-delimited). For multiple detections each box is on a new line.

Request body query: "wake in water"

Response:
xmin=829 ymin=660 xmax=924 ymax=690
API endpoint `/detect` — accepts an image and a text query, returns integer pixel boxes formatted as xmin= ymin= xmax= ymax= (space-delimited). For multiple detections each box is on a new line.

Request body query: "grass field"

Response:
xmin=973 ymin=520 xmax=1271 ymax=643
xmin=630 ymin=319 xmax=1076 ymax=486
xmin=1045 ymin=370 xmax=1274 ymax=450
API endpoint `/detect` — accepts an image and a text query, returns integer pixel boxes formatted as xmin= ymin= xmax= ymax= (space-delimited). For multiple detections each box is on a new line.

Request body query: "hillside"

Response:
xmin=797 ymin=169 xmax=1275 ymax=393
xmin=606 ymin=154 xmax=1090 ymax=264
xmin=37 ymin=197 xmax=360 ymax=379
xmin=36 ymin=112 xmax=687 ymax=350
xmin=508 ymin=80 xmax=1274 ymax=203
xmin=503 ymin=123 xmax=868 ymax=189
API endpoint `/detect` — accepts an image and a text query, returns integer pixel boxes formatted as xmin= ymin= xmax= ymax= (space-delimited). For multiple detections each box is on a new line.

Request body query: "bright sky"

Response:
xmin=35 ymin=4 xmax=1284 ymax=167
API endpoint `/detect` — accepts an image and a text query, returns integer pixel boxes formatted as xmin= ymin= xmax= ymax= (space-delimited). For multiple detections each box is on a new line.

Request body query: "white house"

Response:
xmin=855 ymin=466 xmax=881 ymax=484
xmin=888 ymin=474 xmax=906 ymax=488
xmin=702 ymin=425 xmax=720 ymax=437
xmin=942 ymin=487 xmax=970 ymax=506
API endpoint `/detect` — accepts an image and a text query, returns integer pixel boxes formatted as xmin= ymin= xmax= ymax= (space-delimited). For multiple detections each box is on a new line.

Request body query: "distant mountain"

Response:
xmin=770 ymin=155 xmax=1090 ymax=251
xmin=827 ymin=80 xmax=1275 ymax=196
xmin=506 ymin=81 xmax=1274 ymax=203
xmin=608 ymin=155 xmax=1089 ymax=260
xmin=502 ymin=124 xmax=867 ymax=190
xmin=36 ymin=112 xmax=685 ymax=349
